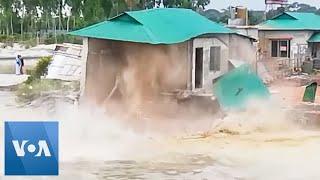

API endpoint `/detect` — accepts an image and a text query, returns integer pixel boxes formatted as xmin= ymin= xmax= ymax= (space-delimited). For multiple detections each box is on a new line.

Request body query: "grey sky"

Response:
xmin=207 ymin=0 xmax=320 ymax=10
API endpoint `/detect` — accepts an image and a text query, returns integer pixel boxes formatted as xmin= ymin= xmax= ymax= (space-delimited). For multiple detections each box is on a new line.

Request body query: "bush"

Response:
xmin=31 ymin=56 xmax=53 ymax=79
xmin=0 ymin=34 xmax=7 ymax=42
xmin=44 ymin=36 xmax=56 ymax=45
xmin=25 ymin=56 xmax=52 ymax=85
xmin=16 ymin=55 xmax=79 ymax=103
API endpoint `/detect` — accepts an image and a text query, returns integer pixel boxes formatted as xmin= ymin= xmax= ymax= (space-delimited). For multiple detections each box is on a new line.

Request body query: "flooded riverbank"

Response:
xmin=1 ymin=89 xmax=320 ymax=179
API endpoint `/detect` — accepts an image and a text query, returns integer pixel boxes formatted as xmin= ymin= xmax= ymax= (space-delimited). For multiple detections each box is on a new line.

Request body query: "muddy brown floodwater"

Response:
xmin=1 ymin=90 xmax=320 ymax=180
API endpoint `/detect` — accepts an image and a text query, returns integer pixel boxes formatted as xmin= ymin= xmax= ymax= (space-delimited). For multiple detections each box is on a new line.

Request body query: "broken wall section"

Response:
xmin=83 ymin=38 xmax=190 ymax=107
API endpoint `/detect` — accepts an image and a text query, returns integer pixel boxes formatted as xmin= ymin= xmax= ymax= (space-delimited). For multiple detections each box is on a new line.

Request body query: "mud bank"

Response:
xmin=0 ymin=80 xmax=320 ymax=180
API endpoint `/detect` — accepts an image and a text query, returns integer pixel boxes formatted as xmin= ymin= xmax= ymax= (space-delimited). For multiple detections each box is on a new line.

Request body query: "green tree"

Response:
xmin=65 ymin=0 xmax=83 ymax=29
xmin=23 ymin=0 xmax=39 ymax=35
xmin=248 ymin=10 xmax=264 ymax=25
xmin=287 ymin=2 xmax=318 ymax=13
xmin=83 ymin=0 xmax=105 ymax=24
xmin=0 ymin=0 xmax=15 ymax=35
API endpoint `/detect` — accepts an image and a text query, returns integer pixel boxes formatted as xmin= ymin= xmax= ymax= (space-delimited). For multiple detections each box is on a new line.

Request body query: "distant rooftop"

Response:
xmin=258 ymin=12 xmax=320 ymax=30
xmin=69 ymin=8 xmax=234 ymax=44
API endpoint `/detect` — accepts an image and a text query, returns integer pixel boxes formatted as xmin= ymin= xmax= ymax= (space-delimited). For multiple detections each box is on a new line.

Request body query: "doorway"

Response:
xmin=195 ymin=48 xmax=203 ymax=88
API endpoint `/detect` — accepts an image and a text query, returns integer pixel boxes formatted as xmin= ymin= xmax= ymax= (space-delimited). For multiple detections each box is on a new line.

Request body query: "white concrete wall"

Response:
xmin=192 ymin=37 xmax=229 ymax=92
xmin=258 ymin=30 xmax=314 ymax=60
xmin=192 ymin=34 xmax=256 ymax=93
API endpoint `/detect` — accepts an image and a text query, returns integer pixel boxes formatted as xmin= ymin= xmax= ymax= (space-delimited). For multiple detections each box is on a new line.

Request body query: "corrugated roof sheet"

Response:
xmin=69 ymin=8 xmax=234 ymax=44
xmin=258 ymin=12 xmax=320 ymax=30
xmin=308 ymin=32 xmax=320 ymax=42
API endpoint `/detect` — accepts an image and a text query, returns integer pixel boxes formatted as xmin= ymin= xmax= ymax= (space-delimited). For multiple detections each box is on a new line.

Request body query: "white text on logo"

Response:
xmin=12 ymin=140 xmax=51 ymax=157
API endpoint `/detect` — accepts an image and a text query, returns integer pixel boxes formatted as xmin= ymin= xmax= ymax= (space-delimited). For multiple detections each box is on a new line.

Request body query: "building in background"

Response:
xmin=227 ymin=6 xmax=258 ymax=40
xmin=228 ymin=6 xmax=249 ymax=26
xmin=257 ymin=12 xmax=320 ymax=76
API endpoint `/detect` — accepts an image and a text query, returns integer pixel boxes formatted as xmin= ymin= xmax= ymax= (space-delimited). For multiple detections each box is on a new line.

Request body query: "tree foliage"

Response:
xmin=0 ymin=0 xmax=210 ymax=38
xmin=0 ymin=0 xmax=319 ymax=41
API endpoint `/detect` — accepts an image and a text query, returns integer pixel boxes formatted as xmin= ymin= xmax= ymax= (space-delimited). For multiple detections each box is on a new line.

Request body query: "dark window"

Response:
xmin=271 ymin=39 xmax=291 ymax=58
xmin=195 ymin=48 xmax=203 ymax=88
xmin=210 ymin=46 xmax=221 ymax=71
xmin=271 ymin=40 xmax=278 ymax=57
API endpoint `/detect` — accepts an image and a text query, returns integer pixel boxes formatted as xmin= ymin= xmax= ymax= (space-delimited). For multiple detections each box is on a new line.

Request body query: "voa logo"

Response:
xmin=5 ymin=121 xmax=59 ymax=175
xmin=12 ymin=140 xmax=51 ymax=157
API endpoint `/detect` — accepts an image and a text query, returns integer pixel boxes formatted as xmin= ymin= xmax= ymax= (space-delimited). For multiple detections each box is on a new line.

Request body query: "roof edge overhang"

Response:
xmin=268 ymin=36 xmax=293 ymax=40
xmin=68 ymin=32 xmax=235 ymax=45
xmin=234 ymin=33 xmax=257 ymax=41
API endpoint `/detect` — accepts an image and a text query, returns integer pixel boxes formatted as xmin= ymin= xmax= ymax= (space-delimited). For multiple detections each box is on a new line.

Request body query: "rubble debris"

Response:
xmin=46 ymin=43 xmax=82 ymax=81
xmin=285 ymin=73 xmax=311 ymax=86
xmin=257 ymin=61 xmax=274 ymax=84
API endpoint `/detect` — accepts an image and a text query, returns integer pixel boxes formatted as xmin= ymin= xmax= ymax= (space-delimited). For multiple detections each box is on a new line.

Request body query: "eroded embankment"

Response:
xmin=1 ymin=83 xmax=320 ymax=179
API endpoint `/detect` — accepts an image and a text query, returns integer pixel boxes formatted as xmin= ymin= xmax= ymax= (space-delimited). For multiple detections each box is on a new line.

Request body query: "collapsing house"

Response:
xmin=70 ymin=8 xmax=256 ymax=105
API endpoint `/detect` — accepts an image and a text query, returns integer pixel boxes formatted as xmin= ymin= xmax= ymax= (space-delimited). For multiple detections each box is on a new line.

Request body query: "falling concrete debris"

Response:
xmin=46 ymin=43 xmax=82 ymax=81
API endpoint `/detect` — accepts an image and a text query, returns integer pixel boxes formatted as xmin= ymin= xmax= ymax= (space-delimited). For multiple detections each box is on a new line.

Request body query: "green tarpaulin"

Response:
xmin=303 ymin=82 xmax=317 ymax=103
xmin=213 ymin=64 xmax=270 ymax=109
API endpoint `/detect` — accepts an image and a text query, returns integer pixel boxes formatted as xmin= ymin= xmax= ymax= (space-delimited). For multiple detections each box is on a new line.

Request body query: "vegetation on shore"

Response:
xmin=15 ymin=56 xmax=78 ymax=103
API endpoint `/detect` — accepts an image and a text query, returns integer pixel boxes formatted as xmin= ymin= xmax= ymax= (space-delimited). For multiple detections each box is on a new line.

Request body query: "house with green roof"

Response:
xmin=258 ymin=12 xmax=320 ymax=73
xmin=70 ymin=8 xmax=256 ymax=103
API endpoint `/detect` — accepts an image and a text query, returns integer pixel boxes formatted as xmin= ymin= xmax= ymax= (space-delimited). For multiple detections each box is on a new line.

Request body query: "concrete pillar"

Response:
xmin=80 ymin=37 xmax=88 ymax=96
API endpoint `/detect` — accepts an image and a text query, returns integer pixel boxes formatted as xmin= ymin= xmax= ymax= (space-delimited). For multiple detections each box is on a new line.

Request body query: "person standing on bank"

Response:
xmin=15 ymin=55 xmax=22 ymax=75
xmin=20 ymin=57 xmax=24 ymax=74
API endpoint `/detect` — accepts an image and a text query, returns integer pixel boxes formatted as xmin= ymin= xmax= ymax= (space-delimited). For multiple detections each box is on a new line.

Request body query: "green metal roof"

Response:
xmin=258 ymin=12 xmax=320 ymax=30
xmin=69 ymin=8 xmax=233 ymax=44
xmin=308 ymin=32 xmax=320 ymax=42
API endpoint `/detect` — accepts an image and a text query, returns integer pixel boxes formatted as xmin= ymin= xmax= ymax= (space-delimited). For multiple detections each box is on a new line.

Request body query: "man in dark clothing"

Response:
xmin=20 ymin=58 xmax=24 ymax=74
